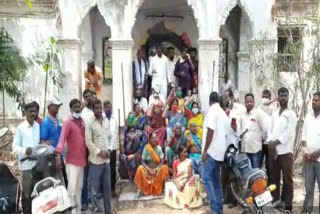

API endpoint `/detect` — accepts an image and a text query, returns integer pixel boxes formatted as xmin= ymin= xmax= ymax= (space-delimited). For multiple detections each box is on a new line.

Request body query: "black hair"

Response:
xmin=156 ymin=44 xmax=163 ymax=50
xmin=103 ymin=100 xmax=111 ymax=107
xmin=92 ymin=99 xmax=102 ymax=109
xmin=149 ymin=132 xmax=157 ymax=140
xmin=227 ymin=88 xmax=234 ymax=98
xmin=181 ymin=47 xmax=188 ymax=53
xmin=262 ymin=89 xmax=271 ymax=97
xmin=189 ymin=47 xmax=197 ymax=53
xmin=209 ymin=91 xmax=220 ymax=104
xmin=177 ymin=145 xmax=187 ymax=157
xmin=167 ymin=47 xmax=174 ymax=51
xmin=30 ymin=101 xmax=40 ymax=111
xmin=278 ymin=87 xmax=289 ymax=95
xmin=245 ymin=93 xmax=255 ymax=100
xmin=313 ymin=91 xmax=320 ymax=98
xmin=69 ymin=99 xmax=81 ymax=108
xmin=25 ymin=102 xmax=35 ymax=111
xmin=92 ymin=91 xmax=97 ymax=95
xmin=83 ymin=89 xmax=92 ymax=97
xmin=133 ymin=102 xmax=140 ymax=109
xmin=191 ymin=101 xmax=199 ymax=109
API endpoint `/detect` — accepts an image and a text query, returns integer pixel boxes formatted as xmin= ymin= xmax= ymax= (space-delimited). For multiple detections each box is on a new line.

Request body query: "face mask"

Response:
xmin=192 ymin=108 xmax=199 ymax=115
xmin=105 ymin=109 xmax=112 ymax=119
xmin=176 ymin=91 xmax=182 ymax=98
xmin=261 ymin=98 xmax=269 ymax=105
xmin=154 ymin=93 xmax=159 ymax=99
xmin=72 ymin=112 xmax=81 ymax=119
xmin=172 ymin=105 xmax=178 ymax=113
xmin=154 ymin=108 xmax=161 ymax=114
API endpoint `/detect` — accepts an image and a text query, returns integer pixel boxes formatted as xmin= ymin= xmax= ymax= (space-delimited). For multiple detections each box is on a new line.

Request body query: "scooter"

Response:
xmin=224 ymin=129 xmax=281 ymax=214
xmin=20 ymin=145 xmax=75 ymax=214
xmin=0 ymin=127 xmax=21 ymax=214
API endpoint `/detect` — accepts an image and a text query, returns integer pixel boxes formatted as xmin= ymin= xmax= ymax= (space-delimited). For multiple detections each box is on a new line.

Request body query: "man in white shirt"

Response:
xmin=202 ymin=92 xmax=228 ymax=214
xmin=103 ymin=100 xmax=119 ymax=198
xmin=148 ymin=45 xmax=169 ymax=100
xmin=267 ymin=87 xmax=297 ymax=212
xmin=240 ymin=93 xmax=270 ymax=168
xmin=134 ymin=86 xmax=148 ymax=113
xmin=12 ymin=102 xmax=40 ymax=214
xmin=166 ymin=47 xmax=178 ymax=87
xmin=301 ymin=91 xmax=320 ymax=214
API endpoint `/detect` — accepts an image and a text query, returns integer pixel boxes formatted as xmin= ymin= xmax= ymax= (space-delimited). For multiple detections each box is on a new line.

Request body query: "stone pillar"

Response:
xmin=56 ymin=38 xmax=83 ymax=120
xmin=237 ymin=51 xmax=251 ymax=103
xmin=110 ymin=39 xmax=134 ymax=126
xmin=198 ymin=39 xmax=222 ymax=113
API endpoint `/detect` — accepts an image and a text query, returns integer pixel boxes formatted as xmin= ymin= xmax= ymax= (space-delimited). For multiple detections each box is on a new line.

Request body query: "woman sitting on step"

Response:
xmin=134 ymin=132 xmax=169 ymax=196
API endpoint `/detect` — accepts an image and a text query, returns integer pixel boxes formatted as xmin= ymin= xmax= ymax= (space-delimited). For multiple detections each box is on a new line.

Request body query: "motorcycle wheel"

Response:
xmin=62 ymin=210 xmax=72 ymax=214
xmin=230 ymin=179 xmax=247 ymax=207
xmin=261 ymin=204 xmax=282 ymax=214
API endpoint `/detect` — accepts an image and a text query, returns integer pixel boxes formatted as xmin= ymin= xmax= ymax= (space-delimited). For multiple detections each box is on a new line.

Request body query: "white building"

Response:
xmin=0 ymin=0 xmax=316 ymax=125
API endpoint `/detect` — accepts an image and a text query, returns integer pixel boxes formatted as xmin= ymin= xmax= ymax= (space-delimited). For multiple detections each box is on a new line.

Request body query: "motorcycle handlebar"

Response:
xmin=20 ymin=155 xmax=38 ymax=163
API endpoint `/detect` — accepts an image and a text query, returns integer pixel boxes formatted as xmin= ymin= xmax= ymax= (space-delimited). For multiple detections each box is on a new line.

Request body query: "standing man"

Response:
xmin=12 ymin=102 xmax=40 ymax=214
xmin=86 ymin=99 xmax=112 ymax=214
xmin=81 ymin=88 xmax=94 ymax=211
xmin=202 ymin=92 xmax=228 ymax=214
xmin=301 ymin=91 xmax=320 ymax=214
xmin=134 ymin=85 xmax=149 ymax=113
xmin=133 ymin=49 xmax=148 ymax=94
xmin=148 ymin=45 xmax=169 ymax=101
xmin=84 ymin=59 xmax=103 ymax=99
xmin=167 ymin=47 xmax=177 ymax=88
xmin=267 ymin=87 xmax=296 ymax=212
xmin=189 ymin=47 xmax=199 ymax=88
xmin=240 ymin=93 xmax=270 ymax=168
xmin=103 ymin=100 xmax=119 ymax=198
xmin=56 ymin=99 xmax=87 ymax=214
xmin=174 ymin=48 xmax=194 ymax=97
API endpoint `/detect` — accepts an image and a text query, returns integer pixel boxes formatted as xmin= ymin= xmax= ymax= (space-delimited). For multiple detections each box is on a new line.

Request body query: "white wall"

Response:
xmin=0 ymin=17 xmax=57 ymax=118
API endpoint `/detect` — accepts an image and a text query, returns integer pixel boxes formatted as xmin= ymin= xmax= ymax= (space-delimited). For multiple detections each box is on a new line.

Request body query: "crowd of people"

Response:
xmin=11 ymin=44 xmax=320 ymax=214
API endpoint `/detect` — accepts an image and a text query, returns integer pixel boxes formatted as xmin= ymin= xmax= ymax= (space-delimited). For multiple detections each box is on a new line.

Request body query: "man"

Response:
xmin=301 ymin=91 xmax=320 ymax=214
xmin=84 ymin=59 xmax=103 ymax=99
xmin=174 ymin=48 xmax=194 ymax=97
xmin=86 ymin=99 xmax=112 ymax=214
xmin=189 ymin=47 xmax=199 ymax=88
xmin=12 ymin=102 xmax=40 ymax=214
xmin=267 ymin=87 xmax=297 ymax=212
xmin=56 ymin=99 xmax=87 ymax=214
xmin=30 ymin=101 xmax=42 ymax=124
xmin=202 ymin=92 xmax=228 ymax=214
xmin=81 ymin=88 xmax=94 ymax=211
xmin=166 ymin=47 xmax=177 ymax=88
xmin=240 ymin=93 xmax=270 ymax=168
xmin=103 ymin=100 xmax=119 ymax=198
xmin=134 ymin=85 xmax=148 ymax=113
xmin=133 ymin=49 xmax=148 ymax=92
xmin=149 ymin=86 xmax=165 ymax=108
xmin=148 ymin=45 xmax=169 ymax=100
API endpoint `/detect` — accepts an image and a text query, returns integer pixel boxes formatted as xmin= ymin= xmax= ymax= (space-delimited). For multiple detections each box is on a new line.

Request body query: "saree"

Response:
xmin=134 ymin=144 xmax=169 ymax=196
xmin=187 ymin=113 xmax=203 ymax=141
xmin=167 ymin=111 xmax=184 ymax=128
xmin=164 ymin=159 xmax=203 ymax=209
xmin=165 ymin=135 xmax=187 ymax=167
xmin=145 ymin=112 xmax=166 ymax=147
xmin=129 ymin=113 xmax=148 ymax=130
xmin=119 ymin=134 xmax=141 ymax=180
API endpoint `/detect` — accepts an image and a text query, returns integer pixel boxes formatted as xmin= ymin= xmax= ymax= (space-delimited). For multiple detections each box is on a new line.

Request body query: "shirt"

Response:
xmin=85 ymin=117 xmax=111 ymax=164
xmin=12 ymin=120 xmax=40 ymax=170
xmin=40 ymin=116 xmax=62 ymax=148
xmin=267 ymin=108 xmax=297 ymax=155
xmin=240 ymin=108 xmax=270 ymax=153
xmin=106 ymin=116 xmax=119 ymax=151
xmin=202 ymin=103 xmax=228 ymax=161
xmin=82 ymin=107 xmax=94 ymax=127
xmin=174 ymin=58 xmax=194 ymax=89
xmin=56 ymin=117 xmax=87 ymax=166
xmin=135 ymin=97 xmax=149 ymax=113
xmin=167 ymin=57 xmax=178 ymax=86
xmin=148 ymin=54 xmax=169 ymax=86
xmin=302 ymin=111 xmax=320 ymax=161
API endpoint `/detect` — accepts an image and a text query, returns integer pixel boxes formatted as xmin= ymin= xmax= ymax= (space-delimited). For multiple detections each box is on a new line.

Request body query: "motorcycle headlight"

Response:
xmin=251 ymin=178 xmax=267 ymax=193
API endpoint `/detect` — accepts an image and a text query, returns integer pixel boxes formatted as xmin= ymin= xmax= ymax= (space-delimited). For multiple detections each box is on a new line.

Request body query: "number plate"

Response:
xmin=255 ymin=190 xmax=272 ymax=207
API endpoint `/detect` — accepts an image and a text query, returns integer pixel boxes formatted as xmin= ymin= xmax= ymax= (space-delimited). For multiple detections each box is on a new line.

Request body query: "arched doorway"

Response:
xmin=79 ymin=6 xmax=112 ymax=102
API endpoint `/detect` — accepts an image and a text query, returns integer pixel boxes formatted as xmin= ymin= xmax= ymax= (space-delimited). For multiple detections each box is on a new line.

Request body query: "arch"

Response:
xmin=219 ymin=0 xmax=253 ymax=27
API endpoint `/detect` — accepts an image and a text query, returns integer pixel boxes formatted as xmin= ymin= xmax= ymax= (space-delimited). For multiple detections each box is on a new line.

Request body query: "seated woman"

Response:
xmin=134 ymin=132 xmax=169 ymax=196
xmin=184 ymin=97 xmax=203 ymax=141
xmin=165 ymin=123 xmax=186 ymax=170
xmin=128 ymin=103 xmax=148 ymax=131
xmin=164 ymin=146 xmax=203 ymax=209
xmin=185 ymin=122 xmax=202 ymax=175
xmin=145 ymin=102 xmax=166 ymax=148
xmin=119 ymin=126 xmax=141 ymax=180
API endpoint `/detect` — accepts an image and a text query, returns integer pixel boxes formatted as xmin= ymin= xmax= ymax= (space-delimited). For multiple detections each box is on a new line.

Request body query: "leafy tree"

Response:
xmin=0 ymin=28 xmax=28 ymax=126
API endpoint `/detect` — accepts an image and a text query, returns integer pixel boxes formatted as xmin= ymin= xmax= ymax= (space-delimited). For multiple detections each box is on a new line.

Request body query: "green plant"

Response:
xmin=0 ymin=28 xmax=28 ymax=126
xmin=32 ymin=36 xmax=64 ymax=116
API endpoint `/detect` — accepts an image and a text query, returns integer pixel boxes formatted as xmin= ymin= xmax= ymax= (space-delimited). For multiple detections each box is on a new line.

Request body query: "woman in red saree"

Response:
xmin=134 ymin=132 xmax=169 ymax=196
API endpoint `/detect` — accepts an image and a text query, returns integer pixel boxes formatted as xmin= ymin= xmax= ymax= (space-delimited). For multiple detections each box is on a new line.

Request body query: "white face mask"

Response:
xmin=192 ymin=108 xmax=199 ymax=115
xmin=261 ymin=98 xmax=270 ymax=105
xmin=72 ymin=112 xmax=81 ymax=119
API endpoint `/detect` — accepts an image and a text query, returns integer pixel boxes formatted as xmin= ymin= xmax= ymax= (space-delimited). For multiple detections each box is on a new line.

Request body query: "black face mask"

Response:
xmin=136 ymin=95 xmax=142 ymax=100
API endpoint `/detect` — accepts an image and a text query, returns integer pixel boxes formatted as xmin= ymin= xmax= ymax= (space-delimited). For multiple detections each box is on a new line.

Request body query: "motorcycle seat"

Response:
xmin=36 ymin=179 xmax=54 ymax=194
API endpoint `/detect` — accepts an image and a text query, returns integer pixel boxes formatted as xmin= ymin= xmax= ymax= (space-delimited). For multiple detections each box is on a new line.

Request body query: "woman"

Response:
xmin=134 ymin=132 xmax=169 ymax=196
xmin=145 ymin=102 xmax=166 ymax=148
xmin=162 ymin=98 xmax=184 ymax=128
xmin=164 ymin=146 xmax=203 ymax=209
xmin=128 ymin=103 xmax=148 ymax=131
xmin=119 ymin=126 xmax=141 ymax=180
xmin=184 ymin=98 xmax=203 ymax=141
xmin=185 ymin=122 xmax=202 ymax=175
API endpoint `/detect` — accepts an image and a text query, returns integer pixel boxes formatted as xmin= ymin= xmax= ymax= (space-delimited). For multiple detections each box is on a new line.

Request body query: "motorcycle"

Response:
xmin=20 ymin=144 xmax=75 ymax=214
xmin=0 ymin=127 xmax=21 ymax=214
xmin=224 ymin=129 xmax=281 ymax=214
